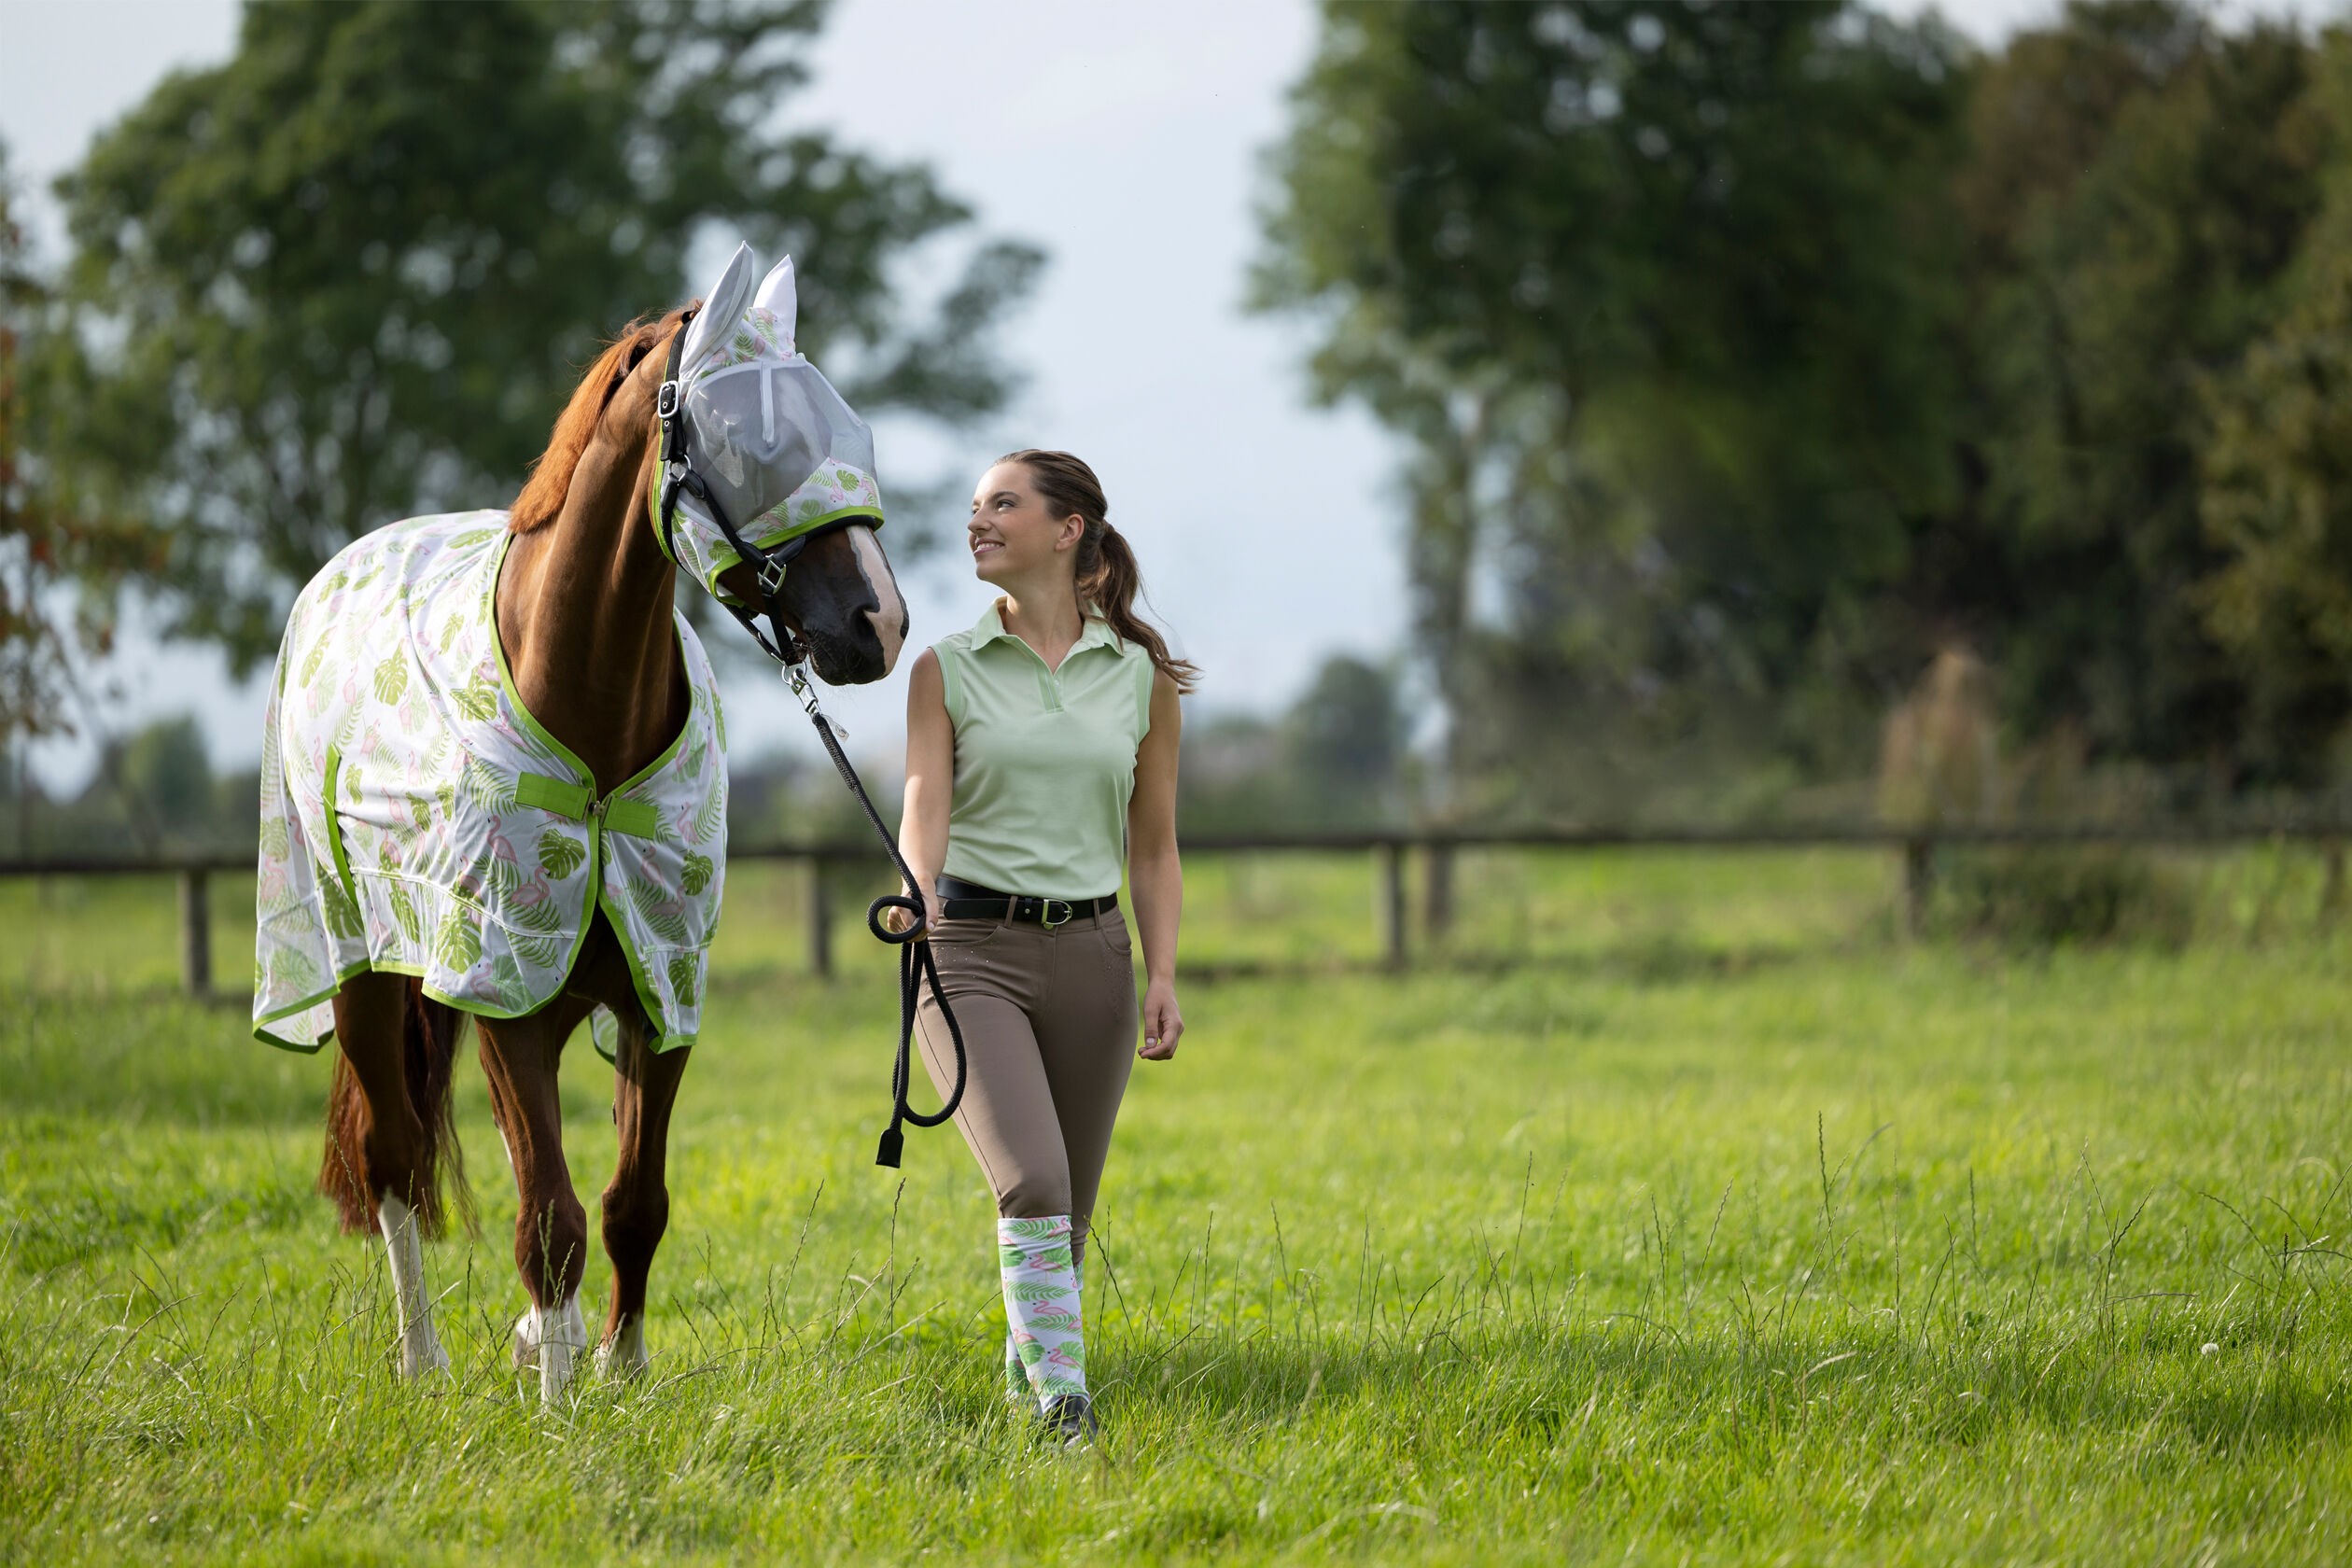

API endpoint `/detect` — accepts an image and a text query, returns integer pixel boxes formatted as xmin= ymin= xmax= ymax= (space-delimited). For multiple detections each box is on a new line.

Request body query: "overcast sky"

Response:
xmin=0 ymin=0 xmax=2328 ymax=791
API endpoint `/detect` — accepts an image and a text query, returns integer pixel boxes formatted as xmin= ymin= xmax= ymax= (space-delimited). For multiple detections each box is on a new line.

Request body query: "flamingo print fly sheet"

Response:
xmin=252 ymin=511 xmax=726 ymax=1056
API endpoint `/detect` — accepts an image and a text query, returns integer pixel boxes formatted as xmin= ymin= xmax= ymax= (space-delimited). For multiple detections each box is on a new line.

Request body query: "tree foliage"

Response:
xmin=1 ymin=142 xmax=171 ymax=742
xmin=52 ymin=0 xmax=1041 ymax=671
xmin=1259 ymin=0 xmax=2352 ymax=816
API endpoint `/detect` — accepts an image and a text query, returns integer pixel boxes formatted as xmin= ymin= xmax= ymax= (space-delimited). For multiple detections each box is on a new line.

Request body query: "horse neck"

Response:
xmin=497 ymin=414 xmax=684 ymax=797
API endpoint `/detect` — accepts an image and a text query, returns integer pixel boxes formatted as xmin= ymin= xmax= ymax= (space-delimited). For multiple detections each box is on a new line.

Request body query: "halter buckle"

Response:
xmin=655 ymin=379 xmax=680 ymax=419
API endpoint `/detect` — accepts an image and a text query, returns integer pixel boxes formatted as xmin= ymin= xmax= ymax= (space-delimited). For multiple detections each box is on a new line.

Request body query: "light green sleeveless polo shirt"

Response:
xmin=932 ymin=599 xmax=1156 ymax=900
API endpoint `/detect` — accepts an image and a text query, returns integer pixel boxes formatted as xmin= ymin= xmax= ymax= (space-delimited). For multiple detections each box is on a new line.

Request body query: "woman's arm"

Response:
xmin=1127 ymin=667 xmax=1184 ymax=1060
xmin=889 ymin=649 xmax=953 ymax=934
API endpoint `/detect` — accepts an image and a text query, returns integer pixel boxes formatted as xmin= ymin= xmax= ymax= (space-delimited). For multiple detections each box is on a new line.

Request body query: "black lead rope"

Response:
xmin=788 ymin=670 xmax=968 ymax=1169
xmin=654 ymin=319 xmax=967 ymax=1168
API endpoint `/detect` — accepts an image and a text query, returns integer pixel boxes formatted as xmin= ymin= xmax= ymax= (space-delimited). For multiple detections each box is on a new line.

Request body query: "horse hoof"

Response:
xmin=512 ymin=1298 xmax=588 ymax=1402
xmin=398 ymin=1337 xmax=452 ymax=1380
xmin=595 ymin=1317 xmax=650 ymax=1380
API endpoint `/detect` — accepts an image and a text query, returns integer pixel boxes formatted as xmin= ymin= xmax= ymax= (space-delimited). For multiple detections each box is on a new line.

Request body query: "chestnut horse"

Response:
xmin=301 ymin=267 xmax=905 ymax=1400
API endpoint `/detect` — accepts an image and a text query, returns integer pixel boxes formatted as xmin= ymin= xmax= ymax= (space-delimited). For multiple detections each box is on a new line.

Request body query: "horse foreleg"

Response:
xmin=476 ymin=1006 xmax=591 ymax=1403
xmin=595 ymin=1017 xmax=691 ymax=1380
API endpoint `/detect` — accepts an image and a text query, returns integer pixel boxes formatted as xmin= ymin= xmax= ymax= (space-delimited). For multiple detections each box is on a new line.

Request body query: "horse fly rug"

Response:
xmin=253 ymin=511 xmax=726 ymax=1058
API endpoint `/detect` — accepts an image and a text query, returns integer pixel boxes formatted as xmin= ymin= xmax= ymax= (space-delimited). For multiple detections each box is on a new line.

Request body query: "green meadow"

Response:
xmin=2 ymin=847 xmax=2347 ymax=1564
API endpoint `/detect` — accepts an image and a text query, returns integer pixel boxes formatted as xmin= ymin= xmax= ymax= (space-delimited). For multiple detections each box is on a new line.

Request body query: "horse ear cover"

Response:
xmin=751 ymin=255 xmax=798 ymax=345
xmin=678 ymin=242 xmax=759 ymax=370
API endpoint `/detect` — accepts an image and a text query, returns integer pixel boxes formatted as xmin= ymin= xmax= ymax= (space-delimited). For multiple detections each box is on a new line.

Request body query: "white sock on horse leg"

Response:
xmin=999 ymin=1215 xmax=1085 ymax=1410
xmin=377 ymin=1194 xmax=449 ymax=1378
xmin=513 ymin=1295 xmax=588 ymax=1403
xmin=595 ymin=1313 xmax=649 ymax=1380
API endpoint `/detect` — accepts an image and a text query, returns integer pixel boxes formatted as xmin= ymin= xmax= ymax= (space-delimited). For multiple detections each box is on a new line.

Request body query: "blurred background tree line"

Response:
xmin=1257 ymin=0 xmax=2352 ymax=828
xmin=5 ymin=0 xmax=2351 ymax=856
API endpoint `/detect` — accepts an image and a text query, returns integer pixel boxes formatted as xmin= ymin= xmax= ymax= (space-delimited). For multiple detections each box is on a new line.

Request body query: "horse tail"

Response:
xmin=318 ymin=978 xmax=473 ymax=1238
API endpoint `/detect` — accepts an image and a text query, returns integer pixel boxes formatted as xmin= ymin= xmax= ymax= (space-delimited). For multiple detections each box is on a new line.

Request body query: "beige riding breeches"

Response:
xmin=914 ymin=908 xmax=1140 ymax=1253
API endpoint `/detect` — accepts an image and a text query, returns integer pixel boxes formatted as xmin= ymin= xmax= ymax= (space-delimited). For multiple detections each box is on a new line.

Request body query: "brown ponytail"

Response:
xmin=1000 ymin=449 xmax=1199 ymax=694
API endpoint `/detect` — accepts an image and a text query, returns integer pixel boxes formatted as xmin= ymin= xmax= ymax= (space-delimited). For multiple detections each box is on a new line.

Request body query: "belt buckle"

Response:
xmin=1040 ymin=899 xmax=1074 ymax=929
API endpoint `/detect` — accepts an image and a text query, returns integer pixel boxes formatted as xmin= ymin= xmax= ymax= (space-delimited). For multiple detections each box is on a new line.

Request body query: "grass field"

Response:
xmin=3 ymin=847 xmax=2348 ymax=1563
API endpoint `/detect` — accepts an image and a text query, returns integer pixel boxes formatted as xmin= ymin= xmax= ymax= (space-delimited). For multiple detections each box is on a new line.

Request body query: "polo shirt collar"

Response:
xmin=970 ymin=599 xmax=1123 ymax=655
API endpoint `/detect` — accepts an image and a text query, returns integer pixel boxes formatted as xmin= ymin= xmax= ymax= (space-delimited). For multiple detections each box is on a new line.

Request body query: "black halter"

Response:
xmin=653 ymin=313 xmax=966 ymax=1169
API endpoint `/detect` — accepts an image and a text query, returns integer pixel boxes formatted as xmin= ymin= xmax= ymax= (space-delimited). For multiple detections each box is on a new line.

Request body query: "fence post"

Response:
xmin=1421 ymin=841 xmax=1455 ymax=944
xmin=806 ymin=856 xmax=833 ymax=979
xmin=1902 ymin=836 xmax=1933 ymax=938
xmin=178 ymin=867 xmax=211 ymax=1000
xmin=1378 ymin=841 xmax=1408 ymax=971
xmin=2323 ymin=835 xmax=2345 ymax=922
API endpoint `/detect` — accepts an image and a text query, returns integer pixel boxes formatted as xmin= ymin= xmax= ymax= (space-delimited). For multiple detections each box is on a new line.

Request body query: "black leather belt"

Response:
xmin=936 ymin=875 xmax=1117 ymax=929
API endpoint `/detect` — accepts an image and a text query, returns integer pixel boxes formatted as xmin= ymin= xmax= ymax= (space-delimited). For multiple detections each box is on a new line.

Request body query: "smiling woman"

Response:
xmin=890 ymin=449 xmax=1195 ymax=1449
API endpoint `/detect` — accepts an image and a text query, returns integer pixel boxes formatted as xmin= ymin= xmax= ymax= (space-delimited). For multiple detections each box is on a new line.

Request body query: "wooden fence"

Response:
xmin=1 ymin=823 xmax=2343 ymax=999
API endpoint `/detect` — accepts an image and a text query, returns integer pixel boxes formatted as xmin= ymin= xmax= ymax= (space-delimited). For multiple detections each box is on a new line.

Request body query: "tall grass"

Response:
xmin=1 ymin=848 xmax=2346 ymax=1562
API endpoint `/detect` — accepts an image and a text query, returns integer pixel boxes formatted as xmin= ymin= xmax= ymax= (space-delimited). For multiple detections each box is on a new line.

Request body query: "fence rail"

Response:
xmin=3 ymin=822 xmax=2344 ymax=998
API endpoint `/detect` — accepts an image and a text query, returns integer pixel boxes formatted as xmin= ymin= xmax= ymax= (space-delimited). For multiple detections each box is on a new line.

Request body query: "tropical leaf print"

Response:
xmin=271 ymin=948 xmax=320 ymax=994
xmin=298 ymin=635 xmax=331 ymax=690
xmin=666 ymin=954 xmax=698 ymax=1008
xmin=512 ymin=932 xmax=566 ymax=970
xmin=438 ymin=613 xmax=463 ymax=654
xmin=387 ymin=881 xmax=420 ymax=945
xmin=689 ymin=788 xmax=724 ymax=847
xmin=457 ymin=755 xmax=513 ymax=812
xmin=371 ymin=653 xmax=408 ymax=705
xmin=451 ymin=679 xmax=498 ymax=723
xmin=679 ymin=852 xmax=714 ymax=897
xmin=489 ymin=953 xmax=526 ymax=1010
xmin=510 ymin=894 xmax=565 ymax=933
xmin=1010 ymin=1281 xmax=1069 ymax=1303
xmin=321 ymin=877 xmax=365 ymax=941
xmin=627 ymin=872 xmax=690 ymax=944
xmin=436 ymin=908 xmax=483 ymax=972
xmin=538 ymin=829 xmax=586 ymax=879
xmin=259 ymin=819 xmax=290 ymax=861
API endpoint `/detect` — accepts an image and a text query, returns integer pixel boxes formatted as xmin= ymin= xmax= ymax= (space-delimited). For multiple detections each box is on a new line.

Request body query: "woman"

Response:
xmin=894 ymin=449 xmax=1191 ymax=1447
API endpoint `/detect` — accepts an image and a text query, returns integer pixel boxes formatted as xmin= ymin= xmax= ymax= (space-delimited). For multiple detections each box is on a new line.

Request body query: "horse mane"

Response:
xmin=508 ymin=303 xmax=695 ymax=534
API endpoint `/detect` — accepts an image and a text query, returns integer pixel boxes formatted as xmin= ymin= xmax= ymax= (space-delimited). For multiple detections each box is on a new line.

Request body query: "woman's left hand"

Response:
xmin=1139 ymin=980 xmax=1183 ymax=1061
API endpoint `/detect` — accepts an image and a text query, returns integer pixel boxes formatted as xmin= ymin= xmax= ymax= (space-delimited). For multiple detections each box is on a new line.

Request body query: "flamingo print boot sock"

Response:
xmin=998 ymin=1215 xmax=1086 ymax=1410
xmin=1001 ymin=1328 xmax=1027 ymax=1404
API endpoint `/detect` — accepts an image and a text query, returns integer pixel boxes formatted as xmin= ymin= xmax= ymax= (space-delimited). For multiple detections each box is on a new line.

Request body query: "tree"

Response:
xmin=2196 ymin=29 xmax=2352 ymax=789
xmin=53 ymin=0 xmax=1041 ymax=671
xmin=1260 ymin=0 xmax=2351 ymax=816
xmin=1255 ymin=0 xmax=1973 ymax=817
xmin=1958 ymin=3 xmax=2326 ymax=787
xmin=1285 ymin=653 xmax=1407 ymax=814
xmin=1 ymin=140 xmax=170 ymax=745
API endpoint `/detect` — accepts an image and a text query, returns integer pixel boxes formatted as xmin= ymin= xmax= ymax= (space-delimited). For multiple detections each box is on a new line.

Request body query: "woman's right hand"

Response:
xmin=882 ymin=896 xmax=943 ymax=938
